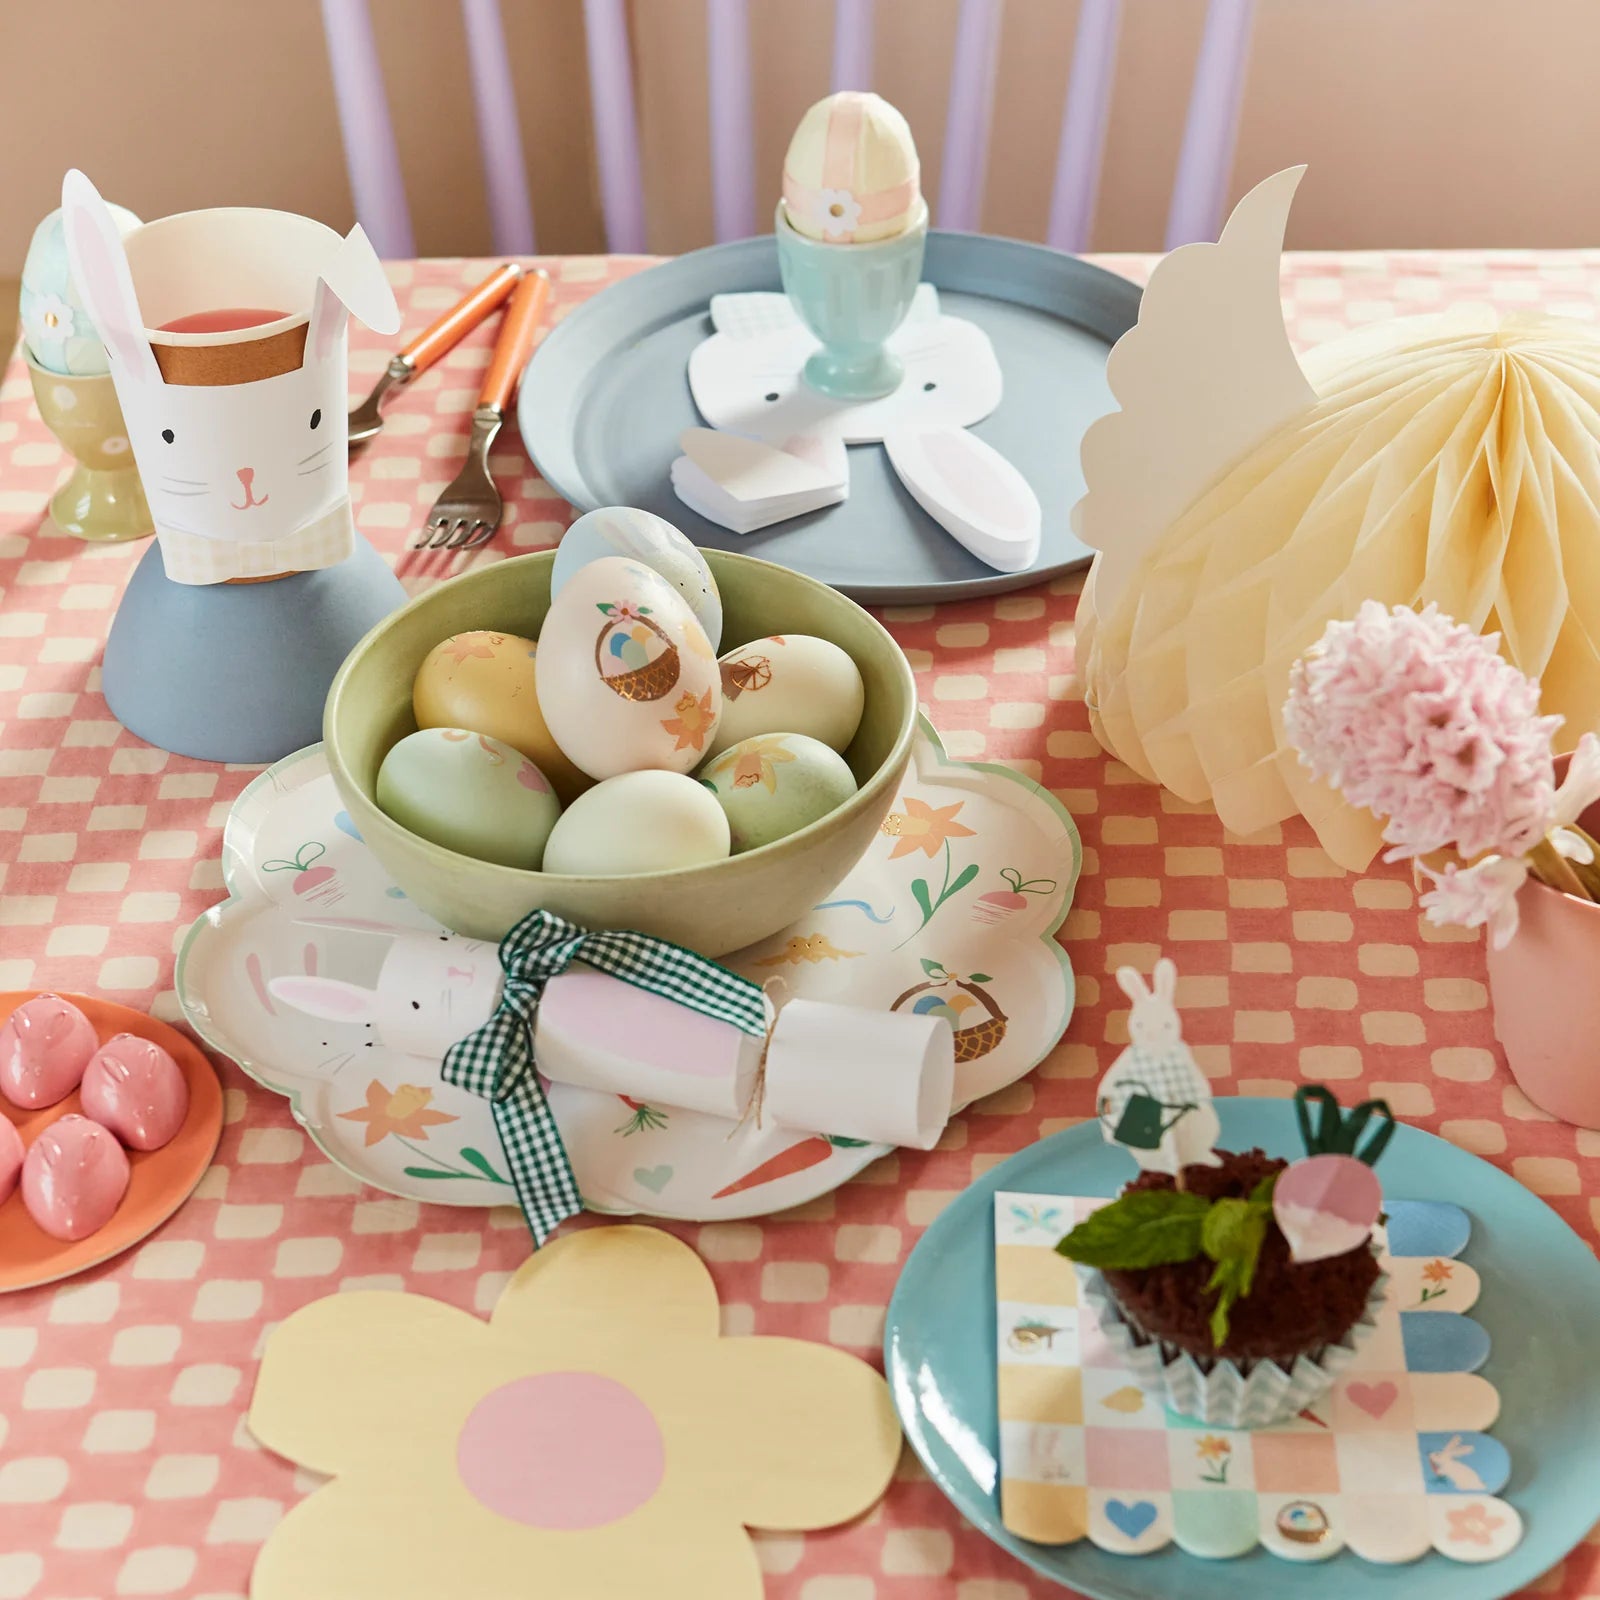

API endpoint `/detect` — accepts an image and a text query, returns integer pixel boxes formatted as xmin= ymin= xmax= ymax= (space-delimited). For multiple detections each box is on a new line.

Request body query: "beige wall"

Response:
xmin=3 ymin=0 xmax=1598 ymax=275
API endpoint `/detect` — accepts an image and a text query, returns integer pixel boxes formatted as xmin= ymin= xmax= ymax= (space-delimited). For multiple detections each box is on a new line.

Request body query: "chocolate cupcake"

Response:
xmin=1058 ymin=1091 xmax=1393 ymax=1428
xmin=1103 ymin=1150 xmax=1382 ymax=1367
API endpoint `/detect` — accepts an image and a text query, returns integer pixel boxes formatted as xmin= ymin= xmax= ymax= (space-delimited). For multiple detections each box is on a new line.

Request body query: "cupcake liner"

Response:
xmin=1081 ymin=1267 xmax=1389 ymax=1429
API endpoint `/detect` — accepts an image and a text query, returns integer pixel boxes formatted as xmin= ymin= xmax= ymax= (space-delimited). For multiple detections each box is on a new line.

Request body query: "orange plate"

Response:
xmin=0 ymin=992 xmax=224 ymax=1292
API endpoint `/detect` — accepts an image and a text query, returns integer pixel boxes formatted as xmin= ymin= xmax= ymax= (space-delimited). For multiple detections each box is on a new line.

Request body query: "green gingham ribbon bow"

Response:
xmin=441 ymin=908 xmax=769 ymax=1244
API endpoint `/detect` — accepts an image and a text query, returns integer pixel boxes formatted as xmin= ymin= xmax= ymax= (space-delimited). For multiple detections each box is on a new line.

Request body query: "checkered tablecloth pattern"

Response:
xmin=3 ymin=250 xmax=1600 ymax=1599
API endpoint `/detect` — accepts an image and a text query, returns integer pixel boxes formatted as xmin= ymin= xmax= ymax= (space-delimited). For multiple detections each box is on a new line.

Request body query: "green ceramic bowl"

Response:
xmin=324 ymin=550 xmax=918 ymax=955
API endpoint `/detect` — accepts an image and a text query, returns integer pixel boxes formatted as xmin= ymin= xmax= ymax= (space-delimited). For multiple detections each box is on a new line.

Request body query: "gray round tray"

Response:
xmin=519 ymin=231 xmax=1140 ymax=604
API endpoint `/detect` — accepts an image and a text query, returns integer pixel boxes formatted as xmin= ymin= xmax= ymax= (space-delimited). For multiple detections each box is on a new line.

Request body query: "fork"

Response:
xmin=416 ymin=268 xmax=552 ymax=551
xmin=348 ymin=261 xmax=523 ymax=446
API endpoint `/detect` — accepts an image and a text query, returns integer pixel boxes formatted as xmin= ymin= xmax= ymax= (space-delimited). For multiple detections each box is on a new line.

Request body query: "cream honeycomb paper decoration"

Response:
xmin=1074 ymin=166 xmax=1600 ymax=869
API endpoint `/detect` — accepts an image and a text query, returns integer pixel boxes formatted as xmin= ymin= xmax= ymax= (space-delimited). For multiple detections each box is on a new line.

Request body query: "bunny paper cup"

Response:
xmin=59 ymin=169 xmax=407 ymax=762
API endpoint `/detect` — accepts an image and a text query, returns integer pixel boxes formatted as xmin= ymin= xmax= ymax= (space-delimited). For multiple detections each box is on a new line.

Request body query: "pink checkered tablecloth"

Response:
xmin=3 ymin=250 xmax=1600 ymax=1599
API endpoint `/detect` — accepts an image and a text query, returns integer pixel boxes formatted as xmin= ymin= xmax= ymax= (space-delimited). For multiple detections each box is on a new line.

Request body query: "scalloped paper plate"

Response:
xmin=175 ymin=717 xmax=1079 ymax=1220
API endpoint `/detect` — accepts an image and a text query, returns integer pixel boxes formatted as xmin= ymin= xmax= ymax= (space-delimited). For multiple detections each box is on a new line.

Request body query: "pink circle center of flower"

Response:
xmin=456 ymin=1372 xmax=664 ymax=1530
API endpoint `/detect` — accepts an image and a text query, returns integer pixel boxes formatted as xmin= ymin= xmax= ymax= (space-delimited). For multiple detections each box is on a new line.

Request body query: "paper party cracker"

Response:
xmin=993 ymin=1193 xmax=1521 ymax=1566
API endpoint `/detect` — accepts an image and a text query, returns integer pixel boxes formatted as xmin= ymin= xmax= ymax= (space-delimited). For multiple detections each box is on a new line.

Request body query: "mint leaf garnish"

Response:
xmin=1054 ymin=1189 xmax=1209 ymax=1269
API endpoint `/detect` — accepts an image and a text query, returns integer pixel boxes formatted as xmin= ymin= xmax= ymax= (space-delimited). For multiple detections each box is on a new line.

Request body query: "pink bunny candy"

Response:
xmin=22 ymin=1115 xmax=131 ymax=1241
xmin=80 ymin=1033 xmax=189 ymax=1152
xmin=0 ymin=1117 xmax=23 ymax=1207
xmin=0 ymin=993 xmax=99 ymax=1110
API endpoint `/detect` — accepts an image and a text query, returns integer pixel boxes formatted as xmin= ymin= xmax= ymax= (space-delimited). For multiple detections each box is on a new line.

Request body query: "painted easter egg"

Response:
xmin=708 ymin=633 xmax=865 ymax=758
xmin=543 ymin=771 xmax=731 ymax=876
xmin=0 ymin=993 xmax=99 ymax=1110
xmin=781 ymin=92 xmax=922 ymax=243
xmin=20 ymin=203 xmax=142 ymax=374
xmin=376 ymin=729 xmax=560 ymax=870
xmin=552 ymin=507 xmax=723 ymax=651
xmin=535 ymin=557 xmax=721 ymax=780
xmin=698 ymin=732 xmax=857 ymax=853
xmin=79 ymin=1033 xmax=190 ymax=1152
xmin=21 ymin=1114 xmax=131 ymax=1241
xmin=412 ymin=630 xmax=591 ymax=805
xmin=0 ymin=1117 xmax=23 ymax=1207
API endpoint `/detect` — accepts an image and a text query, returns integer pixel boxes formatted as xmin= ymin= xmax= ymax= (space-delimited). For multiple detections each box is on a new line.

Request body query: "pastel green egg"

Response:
xmin=698 ymin=732 xmax=858 ymax=853
xmin=376 ymin=728 xmax=560 ymax=869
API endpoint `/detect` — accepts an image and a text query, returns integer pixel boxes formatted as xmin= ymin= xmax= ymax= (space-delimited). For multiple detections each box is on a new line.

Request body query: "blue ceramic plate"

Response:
xmin=519 ymin=231 xmax=1140 ymax=603
xmin=884 ymin=1097 xmax=1600 ymax=1599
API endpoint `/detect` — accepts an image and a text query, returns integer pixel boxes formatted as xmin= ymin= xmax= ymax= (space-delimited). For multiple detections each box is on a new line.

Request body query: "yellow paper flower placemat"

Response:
xmin=247 ymin=1226 xmax=902 ymax=1598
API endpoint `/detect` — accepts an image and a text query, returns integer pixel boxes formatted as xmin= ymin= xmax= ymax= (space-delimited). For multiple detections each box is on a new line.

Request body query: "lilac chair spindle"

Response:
xmin=706 ymin=0 xmax=757 ymax=241
xmin=937 ymin=0 xmax=1004 ymax=234
xmin=583 ymin=0 xmax=649 ymax=252
xmin=460 ymin=0 xmax=538 ymax=256
xmin=317 ymin=0 xmax=415 ymax=259
xmin=830 ymin=0 xmax=876 ymax=91
xmin=1046 ymin=0 xmax=1122 ymax=254
xmin=1165 ymin=0 xmax=1257 ymax=248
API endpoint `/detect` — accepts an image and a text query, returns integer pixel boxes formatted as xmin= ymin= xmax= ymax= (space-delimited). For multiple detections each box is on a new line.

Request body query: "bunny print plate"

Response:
xmin=175 ymin=718 xmax=1080 ymax=1220
xmin=519 ymin=229 xmax=1141 ymax=603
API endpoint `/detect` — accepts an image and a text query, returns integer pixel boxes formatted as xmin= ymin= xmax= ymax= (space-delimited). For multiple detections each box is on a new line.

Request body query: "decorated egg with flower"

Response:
xmin=20 ymin=203 xmax=141 ymax=375
xmin=698 ymin=732 xmax=856 ymax=852
xmin=781 ymin=92 xmax=922 ymax=244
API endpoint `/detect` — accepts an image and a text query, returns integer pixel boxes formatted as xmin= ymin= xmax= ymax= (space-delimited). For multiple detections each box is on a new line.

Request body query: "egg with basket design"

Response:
xmin=535 ymin=557 xmax=722 ymax=780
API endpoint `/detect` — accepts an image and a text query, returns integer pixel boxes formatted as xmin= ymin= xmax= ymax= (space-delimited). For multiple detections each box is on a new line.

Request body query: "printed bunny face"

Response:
xmin=270 ymin=931 xmax=502 ymax=1063
xmin=128 ymin=361 xmax=345 ymax=540
xmin=60 ymin=168 xmax=399 ymax=568
xmin=690 ymin=317 xmax=1001 ymax=448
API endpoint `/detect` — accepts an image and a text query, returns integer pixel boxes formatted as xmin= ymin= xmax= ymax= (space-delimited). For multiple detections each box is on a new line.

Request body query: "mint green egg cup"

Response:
xmin=325 ymin=550 xmax=917 ymax=956
xmin=775 ymin=200 xmax=929 ymax=400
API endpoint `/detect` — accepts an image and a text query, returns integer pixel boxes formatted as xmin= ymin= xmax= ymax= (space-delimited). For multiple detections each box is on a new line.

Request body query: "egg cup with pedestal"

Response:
xmin=775 ymin=199 xmax=929 ymax=401
xmin=25 ymin=354 xmax=152 ymax=543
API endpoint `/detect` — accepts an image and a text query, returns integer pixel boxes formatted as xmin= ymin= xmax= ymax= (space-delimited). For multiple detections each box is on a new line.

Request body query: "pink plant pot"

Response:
xmin=1483 ymin=758 xmax=1600 ymax=1127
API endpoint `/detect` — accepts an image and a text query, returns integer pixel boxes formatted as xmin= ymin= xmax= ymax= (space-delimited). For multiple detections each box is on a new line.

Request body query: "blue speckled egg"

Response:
xmin=20 ymin=203 xmax=141 ymax=375
xmin=551 ymin=506 xmax=722 ymax=651
xmin=698 ymin=732 xmax=857 ymax=852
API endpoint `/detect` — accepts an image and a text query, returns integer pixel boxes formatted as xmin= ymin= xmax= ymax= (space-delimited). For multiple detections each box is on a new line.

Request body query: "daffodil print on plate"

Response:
xmin=247 ymin=1227 xmax=901 ymax=1600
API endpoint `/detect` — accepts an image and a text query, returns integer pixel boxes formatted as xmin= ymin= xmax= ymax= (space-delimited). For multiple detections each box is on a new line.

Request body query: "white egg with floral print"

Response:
xmin=535 ymin=557 xmax=722 ymax=780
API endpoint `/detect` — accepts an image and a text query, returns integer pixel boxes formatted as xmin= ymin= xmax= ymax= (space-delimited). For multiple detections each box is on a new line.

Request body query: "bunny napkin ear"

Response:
xmin=883 ymin=425 xmax=1041 ymax=573
xmin=307 ymin=222 xmax=400 ymax=362
xmin=60 ymin=168 xmax=160 ymax=385
xmin=1151 ymin=958 xmax=1177 ymax=1003
xmin=269 ymin=975 xmax=378 ymax=1024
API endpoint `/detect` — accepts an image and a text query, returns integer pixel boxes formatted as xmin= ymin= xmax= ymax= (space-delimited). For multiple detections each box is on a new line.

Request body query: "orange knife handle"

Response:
xmin=399 ymin=262 xmax=524 ymax=376
xmin=479 ymin=269 xmax=551 ymax=413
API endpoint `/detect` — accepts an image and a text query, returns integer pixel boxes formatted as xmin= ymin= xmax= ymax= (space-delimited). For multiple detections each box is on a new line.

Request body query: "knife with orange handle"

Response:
xmin=348 ymin=261 xmax=524 ymax=445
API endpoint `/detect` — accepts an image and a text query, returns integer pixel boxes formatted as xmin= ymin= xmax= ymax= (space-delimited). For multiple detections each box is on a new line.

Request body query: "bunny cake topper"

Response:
xmin=1075 ymin=163 xmax=1600 ymax=869
xmin=1096 ymin=955 xmax=1220 ymax=1177
xmin=671 ymin=288 xmax=1041 ymax=573
xmin=60 ymin=170 xmax=406 ymax=762
xmin=61 ymin=168 xmax=400 ymax=585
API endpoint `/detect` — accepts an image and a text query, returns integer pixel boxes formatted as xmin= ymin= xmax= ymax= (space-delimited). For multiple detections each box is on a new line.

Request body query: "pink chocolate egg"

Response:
xmin=0 ymin=1117 xmax=22 ymax=1206
xmin=21 ymin=1114 xmax=130 ymax=1241
xmin=79 ymin=1033 xmax=189 ymax=1152
xmin=0 ymin=994 xmax=99 ymax=1109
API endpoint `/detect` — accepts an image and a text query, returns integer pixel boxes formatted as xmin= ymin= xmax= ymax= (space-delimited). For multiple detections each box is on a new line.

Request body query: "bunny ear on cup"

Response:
xmin=1114 ymin=966 xmax=1151 ymax=1004
xmin=308 ymin=221 xmax=401 ymax=362
xmin=60 ymin=169 xmax=160 ymax=386
xmin=883 ymin=425 xmax=1041 ymax=574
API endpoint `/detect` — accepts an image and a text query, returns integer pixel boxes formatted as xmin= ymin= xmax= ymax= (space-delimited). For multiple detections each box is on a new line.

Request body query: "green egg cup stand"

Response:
xmin=103 ymin=537 xmax=404 ymax=764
